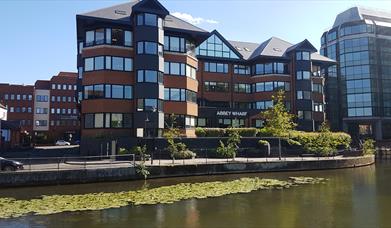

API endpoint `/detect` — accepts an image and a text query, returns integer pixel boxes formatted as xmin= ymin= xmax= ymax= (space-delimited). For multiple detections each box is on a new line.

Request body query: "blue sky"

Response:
xmin=1 ymin=0 xmax=390 ymax=85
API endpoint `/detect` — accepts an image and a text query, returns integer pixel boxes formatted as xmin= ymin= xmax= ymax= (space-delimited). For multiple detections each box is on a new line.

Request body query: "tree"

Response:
xmin=259 ymin=90 xmax=296 ymax=137
xmin=216 ymin=129 xmax=241 ymax=160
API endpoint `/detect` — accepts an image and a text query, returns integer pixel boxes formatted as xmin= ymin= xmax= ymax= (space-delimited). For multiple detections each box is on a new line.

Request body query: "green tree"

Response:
xmin=260 ymin=90 xmax=297 ymax=137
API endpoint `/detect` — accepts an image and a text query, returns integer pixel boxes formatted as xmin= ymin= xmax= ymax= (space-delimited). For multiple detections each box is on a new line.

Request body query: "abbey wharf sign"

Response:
xmin=216 ymin=111 xmax=248 ymax=117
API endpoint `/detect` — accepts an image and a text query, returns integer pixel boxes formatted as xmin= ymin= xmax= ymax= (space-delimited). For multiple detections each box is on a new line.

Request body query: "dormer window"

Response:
xmin=137 ymin=13 xmax=162 ymax=28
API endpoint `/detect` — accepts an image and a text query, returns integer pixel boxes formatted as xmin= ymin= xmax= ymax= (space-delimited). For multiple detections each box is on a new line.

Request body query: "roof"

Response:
xmin=333 ymin=6 xmax=391 ymax=28
xmin=79 ymin=1 xmax=207 ymax=33
xmin=229 ymin=37 xmax=334 ymax=63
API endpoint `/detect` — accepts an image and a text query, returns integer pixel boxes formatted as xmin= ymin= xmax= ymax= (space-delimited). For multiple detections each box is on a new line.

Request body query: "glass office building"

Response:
xmin=321 ymin=7 xmax=391 ymax=140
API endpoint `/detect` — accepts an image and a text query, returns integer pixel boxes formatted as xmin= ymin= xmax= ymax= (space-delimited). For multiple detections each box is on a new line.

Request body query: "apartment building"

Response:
xmin=321 ymin=7 xmax=391 ymax=140
xmin=76 ymin=0 xmax=335 ymax=149
xmin=0 ymin=72 xmax=79 ymax=144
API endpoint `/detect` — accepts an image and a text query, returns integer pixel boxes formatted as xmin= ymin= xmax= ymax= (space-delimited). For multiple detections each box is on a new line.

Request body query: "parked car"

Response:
xmin=55 ymin=140 xmax=71 ymax=146
xmin=0 ymin=157 xmax=24 ymax=171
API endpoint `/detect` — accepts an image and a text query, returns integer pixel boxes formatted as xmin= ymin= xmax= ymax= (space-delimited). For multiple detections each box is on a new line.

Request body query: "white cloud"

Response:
xmin=171 ymin=12 xmax=219 ymax=25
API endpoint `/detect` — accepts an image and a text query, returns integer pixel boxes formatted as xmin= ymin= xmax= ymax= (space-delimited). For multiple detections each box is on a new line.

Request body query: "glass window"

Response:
xmin=145 ymin=42 xmax=157 ymax=54
xmin=84 ymin=114 xmax=94 ymax=128
xmin=95 ymin=56 xmax=104 ymax=70
xmin=145 ymin=99 xmax=157 ymax=111
xmin=124 ymin=31 xmax=132 ymax=46
xmin=86 ymin=31 xmax=94 ymax=46
xmin=145 ymin=70 xmax=157 ymax=82
xmin=95 ymin=29 xmax=105 ymax=45
xmin=105 ymin=85 xmax=111 ymax=98
xmin=111 ymin=29 xmax=123 ymax=46
xmin=196 ymin=34 xmax=239 ymax=59
xmin=84 ymin=58 xmax=94 ymax=71
xmin=170 ymin=63 xmax=180 ymax=75
xmin=124 ymin=58 xmax=132 ymax=71
xmin=94 ymin=114 xmax=104 ymax=128
xmin=112 ymin=85 xmax=123 ymax=99
xmin=111 ymin=114 xmax=123 ymax=128
xmin=170 ymin=37 xmax=180 ymax=52
xmin=144 ymin=13 xmax=157 ymax=26
xmin=112 ymin=57 xmax=123 ymax=71
xmin=105 ymin=56 xmax=111 ymax=69
xmin=124 ymin=86 xmax=132 ymax=99
xmin=171 ymin=89 xmax=180 ymax=101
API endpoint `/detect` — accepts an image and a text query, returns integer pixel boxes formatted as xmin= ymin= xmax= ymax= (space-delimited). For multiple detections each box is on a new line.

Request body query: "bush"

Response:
xmin=118 ymin=147 xmax=129 ymax=155
xmin=226 ymin=128 xmax=258 ymax=137
xmin=216 ymin=141 xmax=236 ymax=158
xmin=258 ymin=128 xmax=273 ymax=137
xmin=172 ymin=149 xmax=196 ymax=159
xmin=363 ymin=139 xmax=375 ymax=155
xmin=195 ymin=128 xmax=258 ymax=137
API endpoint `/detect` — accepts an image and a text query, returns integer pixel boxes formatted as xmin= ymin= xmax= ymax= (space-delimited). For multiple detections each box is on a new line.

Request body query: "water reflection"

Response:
xmin=0 ymin=163 xmax=388 ymax=228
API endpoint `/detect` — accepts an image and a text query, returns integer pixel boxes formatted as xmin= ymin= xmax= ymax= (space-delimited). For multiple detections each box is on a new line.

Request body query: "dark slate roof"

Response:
xmin=229 ymin=37 xmax=334 ymax=63
xmin=333 ymin=6 xmax=391 ymax=28
xmin=79 ymin=1 xmax=207 ymax=33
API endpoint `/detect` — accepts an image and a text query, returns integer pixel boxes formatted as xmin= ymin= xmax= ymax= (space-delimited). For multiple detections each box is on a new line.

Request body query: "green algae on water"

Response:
xmin=0 ymin=177 xmax=327 ymax=219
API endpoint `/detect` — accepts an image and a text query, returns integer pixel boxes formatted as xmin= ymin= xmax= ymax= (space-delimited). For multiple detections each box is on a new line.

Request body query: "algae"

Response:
xmin=0 ymin=177 xmax=327 ymax=219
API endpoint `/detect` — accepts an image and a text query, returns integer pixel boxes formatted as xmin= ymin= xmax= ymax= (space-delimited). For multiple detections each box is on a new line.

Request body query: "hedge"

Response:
xmin=195 ymin=128 xmax=258 ymax=137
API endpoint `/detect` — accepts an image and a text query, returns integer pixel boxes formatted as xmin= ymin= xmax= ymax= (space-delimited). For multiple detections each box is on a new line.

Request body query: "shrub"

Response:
xmin=363 ymin=139 xmax=375 ymax=155
xmin=172 ymin=149 xmax=196 ymax=159
xmin=196 ymin=128 xmax=258 ymax=137
xmin=226 ymin=128 xmax=258 ymax=137
xmin=131 ymin=145 xmax=149 ymax=161
xmin=216 ymin=130 xmax=241 ymax=159
xmin=118 ymin=147 xmax=129 ymax=155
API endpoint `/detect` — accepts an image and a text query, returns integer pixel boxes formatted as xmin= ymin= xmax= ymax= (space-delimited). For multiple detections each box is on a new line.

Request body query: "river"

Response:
xmin=0 ymin=161 xmax=388 ymax=228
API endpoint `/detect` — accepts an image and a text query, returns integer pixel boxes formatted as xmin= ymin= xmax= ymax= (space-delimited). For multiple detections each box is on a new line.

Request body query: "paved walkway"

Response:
xmin=5 ymin=155 xmax=353 ymax=172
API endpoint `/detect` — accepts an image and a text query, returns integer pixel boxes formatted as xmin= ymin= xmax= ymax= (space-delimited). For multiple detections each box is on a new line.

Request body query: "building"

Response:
xmin=0 ymin=72 xmax=79 ymax=145
xmin=320 ymin=7 xmax=391 ymax=140
xmin=76 ymin=0 xmax=335 ymax=149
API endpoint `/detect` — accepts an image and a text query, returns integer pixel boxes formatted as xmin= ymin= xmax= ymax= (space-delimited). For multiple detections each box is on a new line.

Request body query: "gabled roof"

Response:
xmin=131 ymin=0 xmax=169 ymax=17
xmin=78 ymin=1 xmax=207 ymax=33
xmin=228 ymin=36 xmax=335 ymax=64
xmin=285 ymin=39 xmax=317 ymax=53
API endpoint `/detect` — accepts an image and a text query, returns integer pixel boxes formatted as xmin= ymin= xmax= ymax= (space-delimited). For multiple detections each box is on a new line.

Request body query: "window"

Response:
xmin=196 ymin=34 xmax=239 ymax=59
xmin=35 ymin=120 xmax=48 ymax=126
xmin=137 ymin=13 xmax=161 ymax=27
xmin=36 ymin=108 xmax=48 ymax=114
xmin=326 ymin=31 xmax=337 ymax=42
xmin=255 ymin=100 xmax=273 ymax=110
xmin=234 ymin=84 xmax=251 ymax=93
xmin=164 ymin=62 xmax=196 ymax=79
xmin=253 ymin=62 xmax=286 ymax=75
xmin=137 ymin=41 xmax=161 ymax=55
xmin=197 ymin=118 xmax=207 ymax=127
xmin=51 ymin=84 xmax=56 ymax=90
xmin=298 ymin=111 xmax=312 ymax=120
xmin=296 ymin=51 xmax=310 ymax=60
xmin=36 ymin=95 xmax=48 ymax=102
xmin=124 ymin=31 xmax=132 ymax=47
xmin=297 ymin=91 xmax=311 ymax=100
xmin=313 ymin=103 xmax=324 ymax=112
xmin=4 ymin=94 xmax=8 ymax=100
xmin=111 ymin=29 xmax=124 ymax=46
xmin=204 ymin=62 xmax=228 ymax=73
xmin=204 ymin=81 xmax=229 ymax=92
xmin=164 ymin=88 xmax=196 ymax=103
xmin=84 ymin=114 xmax=94 ymax=128
xmin=164 ymin=36 xmax=186 ymax=53
xmin=137 ymin=70 xmax=163 ymax=83
xmin=137 ymin=99 xmax=163 ymax=112
xmin=313 ymin=83 xmax=323 ymax=93
xmin=296 ymin=71 xmax=311 ymax=80
xmin=234 ymin=65 xmax=250 ymax=75
xmin=84 ymin=56 xmax=132 ymax=72
xmin=84 ymin=84 xmax=132 ymax=100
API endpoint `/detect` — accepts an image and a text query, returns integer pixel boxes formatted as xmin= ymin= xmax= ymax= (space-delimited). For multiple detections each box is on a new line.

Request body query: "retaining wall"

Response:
xmin=0 ymin=155 xmax=375 ymax=187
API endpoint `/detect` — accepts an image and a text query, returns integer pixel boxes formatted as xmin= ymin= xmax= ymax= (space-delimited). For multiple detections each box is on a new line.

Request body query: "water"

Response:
xmin=0 ymin=161 xmax=389 ymax=228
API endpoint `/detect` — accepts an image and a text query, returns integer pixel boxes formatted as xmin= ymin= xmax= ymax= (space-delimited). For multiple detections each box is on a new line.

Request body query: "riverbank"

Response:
xmin=0 ymin=155 xmax=374 ymax=187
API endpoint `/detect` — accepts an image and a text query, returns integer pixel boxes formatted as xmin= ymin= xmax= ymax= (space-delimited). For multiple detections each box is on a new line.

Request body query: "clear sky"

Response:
xmin=1 ymin=0 xmax=390 ymax=85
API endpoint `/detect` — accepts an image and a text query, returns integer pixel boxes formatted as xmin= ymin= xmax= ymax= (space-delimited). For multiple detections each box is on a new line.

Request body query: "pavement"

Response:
xmin=1 ymin=155 xmax=352 ymax=173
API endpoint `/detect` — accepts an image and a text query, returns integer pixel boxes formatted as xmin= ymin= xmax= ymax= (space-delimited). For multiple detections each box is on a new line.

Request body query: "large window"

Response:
xmin=164 ymin=88 xmax=196 ymax=103
xmin=204 ymin=81 xmax=229 ymax=92
xmin=84 ymin=84 xmax=132 ymax=100
xmin=312 ymin=83 xmax=323 ymax=93
xmin=340 ymin=24 xmax=374 ymax=37
xmin=297 ymin=91 xmax=311 ymax=100
xmin=204 ymin=62 xmax=229 ymax=73
xmin=326 ymin=31 xmax=337 ymax=42
xmin=346 ymin=79 xmax=371 ymax=94
xmin=84 ymin=56 xmax=133 ymax=72
xmin=85 ymin=28 xmax=132 ymax=47
xmin=254 ymin=100 xmax=273 ymax=110
xmin=84 ymin=113 xmax=132 ymax=129
xmin=36 ymin=95 xmax=48 ymax=102
xmin=137 ymin=70 xmax=163 ymax=83
xmin=137 ymin=41 xmax=163 ymax=56
xmin=253 ymin=62 xmax=286 ymax=75
xmin=196 ymin=34 xmax=239 ymax=59
xmin=339 ymin=37 xmax=369 ymax=55
xmin=234 ymin=65 xmax=250 ymax=75
xmin=253 ymin=81 xmax=290 ymax=92
xmin=137 ymin=13 xmax=162 ymax=27
xmin=164 ymin=61 xmax=197 ymax=79
xmin=234 ymin=84 xmax=251 ymax=93
xmin=137 ymin=99 xmax=163 ymax=112
xmin=164 ymin=36 xmax=186 ymax=53
xmin=298 ymin=111 xmax=312 ymax=120
xmin=296 ymin=71 xmax=311 ymax=80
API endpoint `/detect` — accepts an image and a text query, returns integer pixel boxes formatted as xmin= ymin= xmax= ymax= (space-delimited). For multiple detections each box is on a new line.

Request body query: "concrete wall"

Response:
xmin=0 ymin=155 xmax=374 ymax=187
